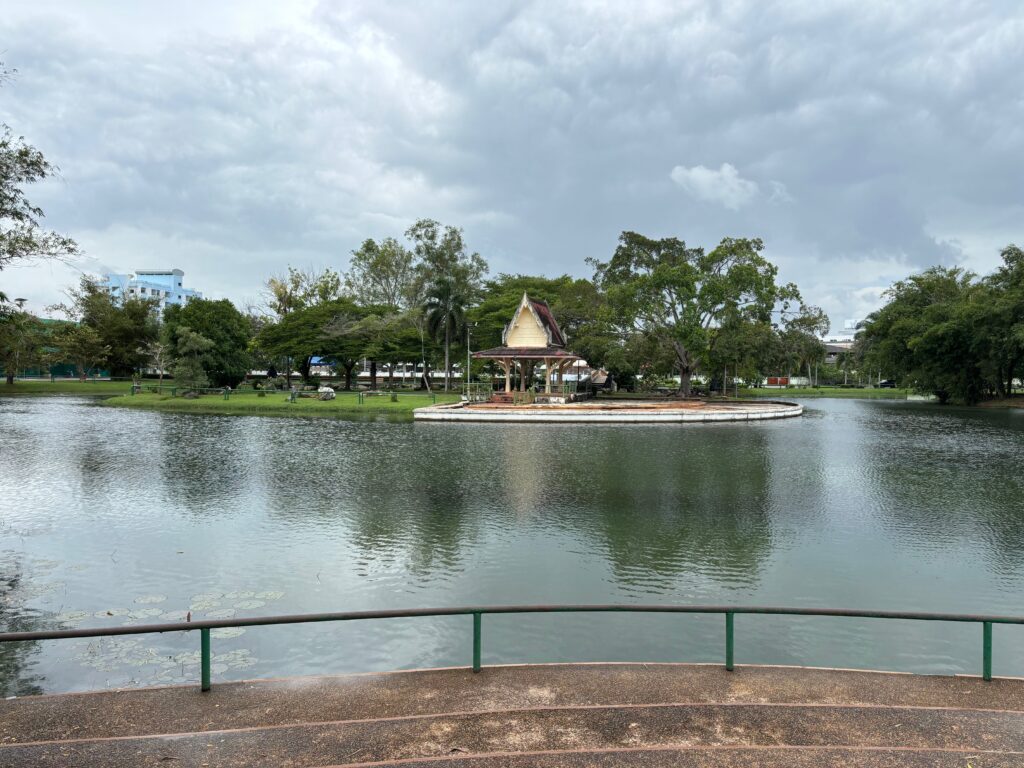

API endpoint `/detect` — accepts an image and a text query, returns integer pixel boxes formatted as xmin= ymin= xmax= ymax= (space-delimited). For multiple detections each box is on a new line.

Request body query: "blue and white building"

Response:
xmin=102 ymin=269 xmax=202 ymax=312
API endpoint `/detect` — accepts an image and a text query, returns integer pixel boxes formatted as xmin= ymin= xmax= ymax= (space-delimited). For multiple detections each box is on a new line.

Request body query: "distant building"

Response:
xmin=102 ymin=269 xmax=202 ymax=312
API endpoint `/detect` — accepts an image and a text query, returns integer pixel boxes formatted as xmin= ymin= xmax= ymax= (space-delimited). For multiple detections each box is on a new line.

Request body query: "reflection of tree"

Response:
xmin=158 ymin=414 xmax=252 ymax=513
xmin=542 ymin=426 xmax=779 ymax=591
xmin=261 ymin=422 xmax=487 ymax=577
xmin=0 ymin=562 xmax=46 ymax=696
xmin=860 ymin=407 xmax=1024 ymax=575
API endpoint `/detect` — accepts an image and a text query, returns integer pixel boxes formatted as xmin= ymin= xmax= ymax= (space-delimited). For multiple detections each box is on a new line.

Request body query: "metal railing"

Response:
xmin=1 ymin=604 xmax=1021 ymax=693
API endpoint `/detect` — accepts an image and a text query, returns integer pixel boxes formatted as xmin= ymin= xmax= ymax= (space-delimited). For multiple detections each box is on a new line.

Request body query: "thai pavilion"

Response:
xmin=472 ymin=293 xmax=581 ymax=402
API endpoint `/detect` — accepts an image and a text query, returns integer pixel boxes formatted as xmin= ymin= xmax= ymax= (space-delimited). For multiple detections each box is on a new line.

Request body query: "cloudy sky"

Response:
xmin=3 ymin=1 xmax=1022 ymax=333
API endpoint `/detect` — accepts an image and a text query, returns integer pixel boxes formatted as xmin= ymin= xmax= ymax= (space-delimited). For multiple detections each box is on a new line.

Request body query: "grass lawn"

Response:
xmin=738 ymin=387 xmax=911 ymax=399
xmin=100 ymin=390 xmax=462 ymax=418
xmin=0 ymin=379 xmax=134 ymax=396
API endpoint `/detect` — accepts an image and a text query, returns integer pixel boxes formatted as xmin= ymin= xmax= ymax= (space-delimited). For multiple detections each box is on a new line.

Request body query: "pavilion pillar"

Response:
xmin=519 ymin=361 xmax=526 ymax=392
xmin=544 ymin=358 xmax=552 ymax=393
xmin=504 ymin=359 xmax=511 ymax=393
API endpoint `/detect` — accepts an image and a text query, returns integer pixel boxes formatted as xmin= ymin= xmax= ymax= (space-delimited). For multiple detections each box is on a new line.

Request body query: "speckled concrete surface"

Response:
xmin=3 ymin=664 xmax=1024 ymax=767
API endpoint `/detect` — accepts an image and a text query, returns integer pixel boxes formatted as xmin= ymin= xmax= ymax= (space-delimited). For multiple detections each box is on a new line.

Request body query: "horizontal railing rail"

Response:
xmin=1 ymin=604 xmax=1019 ymax=692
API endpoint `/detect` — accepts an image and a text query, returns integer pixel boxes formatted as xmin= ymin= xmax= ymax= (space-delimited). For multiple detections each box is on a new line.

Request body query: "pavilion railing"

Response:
xmin=1 ymin=604 xmax=1020 ymax=693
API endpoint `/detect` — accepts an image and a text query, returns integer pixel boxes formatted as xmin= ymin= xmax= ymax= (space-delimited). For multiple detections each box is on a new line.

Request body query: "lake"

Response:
xmin=2 ymin=396 xmax=1023 ymax=694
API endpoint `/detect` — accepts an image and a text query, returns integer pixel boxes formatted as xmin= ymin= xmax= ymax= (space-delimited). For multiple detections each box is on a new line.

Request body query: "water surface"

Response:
xmin=1 ymin=396 xmax=1022 ymax=694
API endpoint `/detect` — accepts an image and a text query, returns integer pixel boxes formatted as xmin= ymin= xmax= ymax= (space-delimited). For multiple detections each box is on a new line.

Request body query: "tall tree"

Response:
xmin=50 ymin=275 xmax=158 ymax=376
xmin=169 ymin=326 xmax=215 ymax=393
xmin=50 ymin=324 xmax=108 ymax=381
xmin=256 ymin=298 xmax=365 ymax=385
xmin=163 ymin=299 xmax=251 ymax=387
xmin=0 ymin=308 xmax=45 ymax=384
xmin=264 ymin=267 xmax=343 ymax=318
xmin=423 ymin=277 xmax=471 ymax=391
xmin=591 ymin=233 xmax=800 ymax=395
xmin=406 ymin=219 xmax=488 ymax=301
xmin=857 ymin=267 xmax=981 ymax=402
xmin=0 ymin=63 xmax=78 ymax=297
xmin=344 ymin=238 xmax=417 ymax=309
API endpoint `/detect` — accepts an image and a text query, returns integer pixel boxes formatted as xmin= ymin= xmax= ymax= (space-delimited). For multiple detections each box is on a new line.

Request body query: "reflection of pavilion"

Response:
xmin=473 ymin=293 xmax=581 ymax=402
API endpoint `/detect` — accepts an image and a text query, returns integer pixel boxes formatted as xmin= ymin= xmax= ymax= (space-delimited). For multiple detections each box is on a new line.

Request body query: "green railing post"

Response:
xmin=473 ymin=612 xmax=482 ymax=673
xmin=200 ymin=628 xmax=211 ymax=692
xmin=983 ymin=621 xmax=993 ymax=681
xmin=725 ymin=612 xmax=734 ymax=671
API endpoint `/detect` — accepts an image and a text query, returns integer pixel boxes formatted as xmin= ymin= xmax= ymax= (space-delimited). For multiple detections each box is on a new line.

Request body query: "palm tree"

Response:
xmin=422 ymin=277 xmax=470 ymax=391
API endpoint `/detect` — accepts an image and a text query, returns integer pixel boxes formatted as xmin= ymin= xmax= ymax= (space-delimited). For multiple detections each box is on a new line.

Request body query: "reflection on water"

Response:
xmin=1 ymin=396 xmax=1023 ymax=693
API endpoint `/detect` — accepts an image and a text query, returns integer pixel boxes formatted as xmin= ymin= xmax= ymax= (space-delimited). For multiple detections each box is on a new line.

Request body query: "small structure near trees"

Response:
xmin=472 ymin=293 xmax=581 ymax=403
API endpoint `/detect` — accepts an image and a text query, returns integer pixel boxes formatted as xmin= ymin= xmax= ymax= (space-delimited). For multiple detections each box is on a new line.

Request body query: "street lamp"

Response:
xmin=465 ymin=322 xmax=477 ymax=398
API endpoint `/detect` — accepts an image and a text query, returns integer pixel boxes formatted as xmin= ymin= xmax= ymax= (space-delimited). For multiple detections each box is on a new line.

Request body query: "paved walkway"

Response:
xmin=2 ymin=664 xmax=1023 ymax=766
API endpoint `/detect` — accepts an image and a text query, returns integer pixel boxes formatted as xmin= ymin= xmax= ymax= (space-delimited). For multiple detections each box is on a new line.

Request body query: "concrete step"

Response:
xmin=3 ymin=702 xmax=1024 ymax=767
xmin=5 ymin=664 xmax=1024 ymax=743
xmin=322 ymin=748 xmax=1024 ymax=768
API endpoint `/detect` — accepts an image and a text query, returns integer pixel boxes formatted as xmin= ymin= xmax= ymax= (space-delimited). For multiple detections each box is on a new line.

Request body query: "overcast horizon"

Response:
xmin=3 ymin=1 xmax=1023 ymax=334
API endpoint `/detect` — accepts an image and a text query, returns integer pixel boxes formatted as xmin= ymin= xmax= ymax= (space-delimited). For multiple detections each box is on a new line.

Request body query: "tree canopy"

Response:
xmin=164 ymin=298 xmax=251 ymax=387
xmin=591 ymin=233 xmax=802 ymax=394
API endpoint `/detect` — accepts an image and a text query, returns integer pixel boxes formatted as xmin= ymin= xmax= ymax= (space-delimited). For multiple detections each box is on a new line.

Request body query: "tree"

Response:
xmin=138 ymin=339 xmax=172 ymax=383
xmin=163 ymin=299 xmax=251 ymax=387
xmin=264 ymin=267 xmax=343 ymax=318
xmin=406 ymin=219 xmax=488 ymax=297
xmin=423 ymin=276 xmax=471 ymax=391
xmin=591 ymin=233 xmax=800 ymax=395
xmin=50 ymin=324 xmax=108 ymax=381
xmin=857 ymin=267 xmax=981 ymax=403
xmin=50 ymin=275 xmax=158 ymax=376
xmin=0 ymin=308 xmax=45 ymax=384
xmin=344 ymin=238 xmax=417 ymax=309
xmin=256 ymin=297 xmax=365 ymax=385
xmin=169 ymin=326 xmax=214 ymax=393
xmin=979 ymin=245 xmax=1024 ymax=397
xmin=1 ymin=63 xmax=78 ymax=288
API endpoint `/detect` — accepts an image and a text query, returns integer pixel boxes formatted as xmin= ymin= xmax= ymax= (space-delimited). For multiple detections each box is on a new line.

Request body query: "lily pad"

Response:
xmin=254 ymin=590 xmax=285 ymax=601
xmin=211 ymin=627 xmax=246 ymax=640
xmin=93 ymin=608 xmax=130 ymax=618
xmin=133 ymin=595 xmax=167 ymax=605
xmin=204 ymin=608 xmax=236 ymax=619
xmin=190 ymin=592 xmax=223 ymax=602
xmin=234 ymin=599 xmax=266 ymax=610
xmin=223 ymin=590 xmax=255 ymax=600
xmin=56 ymin=611 xmax=89 ymax=624
xmin=160 ymin=610 xmax=189 ymax=621
xmin=189 ymin=599 xmax=220 ymax=611
xmin=127 ymin=608 xmax=163 ymax=620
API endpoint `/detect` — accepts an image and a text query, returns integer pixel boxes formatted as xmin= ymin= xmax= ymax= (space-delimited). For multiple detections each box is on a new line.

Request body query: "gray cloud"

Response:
xmin=2 ymin=0 xmax=1023 ymax=332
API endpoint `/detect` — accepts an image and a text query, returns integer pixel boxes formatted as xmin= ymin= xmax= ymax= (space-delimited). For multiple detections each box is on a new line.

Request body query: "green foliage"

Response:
xmin=256 ymin=297 xmax=367 ymax=386
xmin=344 ymin=238 xmax=417 ymax=309
xmin=854 ymin=254 xmax=1024 ymax=404
xmin=169 ymin=326 xmax=214 ymax=392
xmin=591 ymin=232 xmax=802 ymax=393
xmin=163 ymin=298 xmax=251 ymax=387
xmin=423 ymin=277 xmax=472 ymax=390
xmin=264 ymin=267 xmax=343 ymax=318
xmin=49 ymin=323 xmax=109 ymax=380
xmin=0 ymin=126 xmax=79 ymax=274
xmin=0 ymin=309 xmax=46 ymax=383
xmin=51 ymin=276 xmax=158 ymax=375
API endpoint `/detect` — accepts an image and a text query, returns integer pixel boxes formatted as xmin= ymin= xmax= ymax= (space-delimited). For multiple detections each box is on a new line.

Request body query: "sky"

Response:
xmin=2 ymin=0 xmax=1023 ymax=334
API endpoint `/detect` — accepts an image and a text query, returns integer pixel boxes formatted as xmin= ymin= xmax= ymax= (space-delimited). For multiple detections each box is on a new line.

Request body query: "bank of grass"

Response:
xmin=738 ymin=386 xmax=911 ymax=399
xmin=0 ymin=379 xmax=132 ymax=396
xmin=100 ymin=390 xmax=462 ymax=418
xmin=598 ymin=387 xmax=911 ymax=400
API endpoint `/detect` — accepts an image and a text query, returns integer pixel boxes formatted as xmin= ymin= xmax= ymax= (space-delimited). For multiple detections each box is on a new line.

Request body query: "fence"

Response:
xmin=1 ymin=604 xmax=1018 ymax=693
